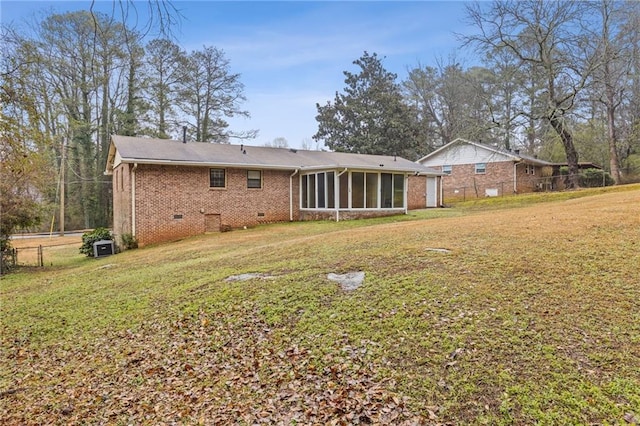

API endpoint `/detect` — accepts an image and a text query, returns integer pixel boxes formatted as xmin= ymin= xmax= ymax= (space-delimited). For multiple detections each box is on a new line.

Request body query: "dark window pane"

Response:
xmin=352 ymin=172 xmax=364 ymax=208
xmin=381 ymin=173 xmax=392 ymax=208
xmin=210 ymin=168 xmax=225 ymax=188
xmin=393 ymin=174 xmax=404 ymax=208
xmin=247 ymin=170 xmax=262 ymax=188
xmin=339 ymin=173 xmax=349 ymax=208
xmin=366 ymin=173 xmax=378 ymax=208
xmin=317 ymin=172 xmax=325 ymax=208
xmin=308 ymin=174 xmax=316 ymax=208
xmin=327 ymin=172 xmax=335 ymax=209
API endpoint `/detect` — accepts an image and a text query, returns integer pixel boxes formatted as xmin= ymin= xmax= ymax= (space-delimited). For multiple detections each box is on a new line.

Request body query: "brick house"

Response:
xmin=417 ymin=138 xmax=554 ymax=201
xmin=105 ymin=135 xmax=443 ymax=247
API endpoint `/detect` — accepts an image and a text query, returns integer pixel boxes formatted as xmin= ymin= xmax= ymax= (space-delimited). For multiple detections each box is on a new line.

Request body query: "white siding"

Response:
xmin=419 ymin=144 xmax=513 ymax=167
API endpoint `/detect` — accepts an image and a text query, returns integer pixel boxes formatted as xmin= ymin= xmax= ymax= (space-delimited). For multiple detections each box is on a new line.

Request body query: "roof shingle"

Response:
xmin=108 ymin=135 xmax=442 ymax=175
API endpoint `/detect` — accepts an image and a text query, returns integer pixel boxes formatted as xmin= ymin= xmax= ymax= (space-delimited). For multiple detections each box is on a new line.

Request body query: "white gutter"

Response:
xmin=335 ymin=168 xmax=348 ymax=222
xmin=120 ymin=158 xmax=430 ymax=175
xmin=121 ymin=158 xmax=300 ymax=171
xmin=131 ymin=163 xmax=138 ymax=237
xmin=289 ymin=169 xmax=298 ymax=221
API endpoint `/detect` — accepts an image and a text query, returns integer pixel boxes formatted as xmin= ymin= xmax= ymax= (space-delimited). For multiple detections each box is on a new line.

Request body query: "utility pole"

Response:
xmin=59 ymin=141 xmax=65 ymax=236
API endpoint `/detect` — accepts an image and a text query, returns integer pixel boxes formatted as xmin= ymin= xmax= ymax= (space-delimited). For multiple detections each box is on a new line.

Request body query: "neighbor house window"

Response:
xmin=526 ymin=164 xmax=535 ymax=175
xmin=210 ymin=168 xmax=226 ymax=188
xmin=247 ymin=170 xmax=262 ymax=188
xmin=475 ymin=163 xmax=486 ymax=174
xmin=442 ymin=165 xmax=452 ymax=175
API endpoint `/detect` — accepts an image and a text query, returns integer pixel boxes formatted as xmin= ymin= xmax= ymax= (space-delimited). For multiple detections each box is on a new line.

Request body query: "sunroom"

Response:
xmin=299 ymin=168 xmax=412 ymax=221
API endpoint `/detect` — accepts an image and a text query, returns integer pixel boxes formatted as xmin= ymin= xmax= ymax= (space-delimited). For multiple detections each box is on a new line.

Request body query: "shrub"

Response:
xmin=579 ymin=168 xmax=614 ymax=187
xmin=121 ymin=233 xmax=138 ymax=250
xmin=80 ymin=228 xmax=114 ymax=257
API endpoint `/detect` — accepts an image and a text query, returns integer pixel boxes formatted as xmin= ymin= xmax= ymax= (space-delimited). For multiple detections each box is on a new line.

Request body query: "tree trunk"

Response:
xmin=549 ymin=116 xmax=580 ymax=188
xmin=606 ymin=104 xmax=622 ymax=184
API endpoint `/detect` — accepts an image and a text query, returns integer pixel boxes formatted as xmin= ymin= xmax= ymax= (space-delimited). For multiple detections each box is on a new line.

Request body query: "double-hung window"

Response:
xmin=442 ymin=165 xmax=452 ymax=175
xmin=210 ymin=168 xmax=226 ymax=188
xmin=475 ymin=163 xmax=486 ymax=174
xmin=247 ymin=170 xmax=262 ymax=188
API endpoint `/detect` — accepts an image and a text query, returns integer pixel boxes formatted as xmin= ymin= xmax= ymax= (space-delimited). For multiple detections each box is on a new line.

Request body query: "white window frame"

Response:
xmin=247 ymin=170 xmax=262 ymax=189
xmin=209 ymin=168 xmax=226 ymax=188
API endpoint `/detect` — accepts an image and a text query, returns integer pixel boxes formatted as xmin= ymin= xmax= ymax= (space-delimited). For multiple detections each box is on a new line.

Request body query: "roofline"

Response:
xmin=115 ymin=158 xmax=442 ymax=175
xmin=417 ymin=137 xmax=552 ymax=166
xmin=417 ymin=138 xmax=473 ymax=162
xmin=118 ymin=158 xmax=298 ymax=170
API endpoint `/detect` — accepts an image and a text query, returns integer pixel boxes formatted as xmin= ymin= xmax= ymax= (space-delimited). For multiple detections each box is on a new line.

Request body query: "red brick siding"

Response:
xmin=133 ymin=165 xmax=299 ymax=246
xmin=118 ymin=165 xmax=433 ymax=246
xmin=407 ymin=175 xmax=427 ymax=209
xmin=439 ymin=161 xmax=545 ymax=200
xmin=514 ymin=164 xmax=549 ymax=192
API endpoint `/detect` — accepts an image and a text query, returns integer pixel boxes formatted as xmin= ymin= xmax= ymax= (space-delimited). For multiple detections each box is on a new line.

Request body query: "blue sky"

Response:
xmin=1 ymin=1 xmax=474 ymax=148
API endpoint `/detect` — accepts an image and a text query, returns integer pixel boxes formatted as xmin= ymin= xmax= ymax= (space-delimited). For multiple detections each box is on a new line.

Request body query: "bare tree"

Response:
xmin=403 ymin=59 xmax=495 ymax=149
xmin=90 ymin=0 xmax=182 ymax=40
xmin=586 ymin=0 xmax=640 ymax=183
xmin=464 ymin=0 xmax=597 ymax=188
xmin=143 ymin=39 xmax=186 ymax=138
xmin=263 ymin=137 xmax=289 ymax=148
xmin=179 ymin=46 xmax=254 ymax=143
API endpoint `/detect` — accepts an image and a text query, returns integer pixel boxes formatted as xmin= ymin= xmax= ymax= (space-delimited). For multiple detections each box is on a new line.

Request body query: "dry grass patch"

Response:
xmin=1 ymin=187 xmax=639 ymax=424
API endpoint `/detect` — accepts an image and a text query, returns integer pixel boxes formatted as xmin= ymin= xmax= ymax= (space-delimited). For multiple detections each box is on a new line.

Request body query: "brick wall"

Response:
xmin=407 ymin=175 xmax=427 ymax=209
xmin=132 ymin=165 xmax=299 ymax=246
xmin=117 ymin=165 xmax=436 ymax=246
xmin=439 ymin=161 xmax=545 ymax=200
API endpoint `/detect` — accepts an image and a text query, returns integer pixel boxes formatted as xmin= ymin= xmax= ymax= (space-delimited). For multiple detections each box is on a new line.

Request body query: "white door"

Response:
xmin=426 ymin=177 xmax=437 ymax=207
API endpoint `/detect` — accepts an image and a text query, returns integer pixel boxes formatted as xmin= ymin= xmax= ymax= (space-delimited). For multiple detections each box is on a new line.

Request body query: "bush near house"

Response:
xmin=559 ymin=166 xmax=614 ymax=187
xmin=79 ymin=227 xmax=114 ymax=257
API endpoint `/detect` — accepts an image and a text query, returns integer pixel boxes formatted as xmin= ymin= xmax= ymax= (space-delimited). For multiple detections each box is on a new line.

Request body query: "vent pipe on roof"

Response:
xmin=240 ymin=144 xmax=244 ymax=151
xmin=182 ymin=126 xmax=187 ymax=143
xmin=515 ymin=149 xmax=520 ymax=155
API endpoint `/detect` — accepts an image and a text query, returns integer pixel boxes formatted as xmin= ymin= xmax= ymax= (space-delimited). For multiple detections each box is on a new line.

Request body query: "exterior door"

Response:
xmin=426 ymin=177 xmax=437 ymax=207
xmin=204 ymin=214 xmax=221 ymax=232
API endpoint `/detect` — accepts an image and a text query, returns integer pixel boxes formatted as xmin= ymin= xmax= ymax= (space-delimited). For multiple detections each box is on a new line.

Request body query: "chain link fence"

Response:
xmin=1 ymin=237 xmax=82 ymax=275
xmin=447 ymin=171 xmax=613 ymax=201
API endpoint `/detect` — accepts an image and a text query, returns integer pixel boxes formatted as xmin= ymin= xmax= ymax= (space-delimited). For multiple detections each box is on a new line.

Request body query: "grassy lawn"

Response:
xmin=2 ymin=185 xmax=639 ymax=424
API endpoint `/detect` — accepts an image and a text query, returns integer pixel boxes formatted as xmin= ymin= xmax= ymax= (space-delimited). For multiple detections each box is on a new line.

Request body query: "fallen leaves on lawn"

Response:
xmin=2 ymin=305 xmax=428 ymax=425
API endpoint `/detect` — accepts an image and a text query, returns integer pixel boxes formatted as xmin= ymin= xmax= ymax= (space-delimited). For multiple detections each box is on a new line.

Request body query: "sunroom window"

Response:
xmin=302 ymin=171 xmax=404 ymax=210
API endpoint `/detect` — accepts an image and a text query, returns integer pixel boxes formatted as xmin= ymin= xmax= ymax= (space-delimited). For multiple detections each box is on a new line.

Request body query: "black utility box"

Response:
xmin=93 ymin=240 xmax=115 ymax=258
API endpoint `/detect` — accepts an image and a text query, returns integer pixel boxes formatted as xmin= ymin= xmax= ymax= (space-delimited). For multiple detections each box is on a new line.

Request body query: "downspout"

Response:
xmin=439 ymin=175 xmax=444 ymax=207
xmin=513 ymin=161 xmax=521 ymax=193
xmin=131 ymin=163 xmax=138 ymax=237
xmin=289 ymin=169 xmax=299 ymax=221
xmin=336 ymin=168 xmax=348 ymax=222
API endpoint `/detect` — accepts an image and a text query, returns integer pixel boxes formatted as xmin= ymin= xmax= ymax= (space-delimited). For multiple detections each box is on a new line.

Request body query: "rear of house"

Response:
xmin=418 ymin=138 xmax=553 ymax=200
xmin=106 ymin=136 xmax=443 ymax=247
